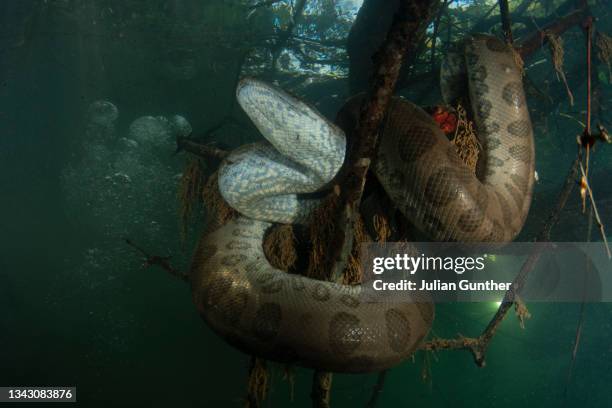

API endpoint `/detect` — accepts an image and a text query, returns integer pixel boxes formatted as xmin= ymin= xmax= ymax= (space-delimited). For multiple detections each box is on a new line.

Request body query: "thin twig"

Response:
xmin=579 ymin=162 xmax=612 ymax=258
xmin=125 ymin=239 xmax=189 ymax=282
xmin=365 ymin=370 xmax=387 ymax=408
xmin=564 ymin=207 xmax=592 ymax=400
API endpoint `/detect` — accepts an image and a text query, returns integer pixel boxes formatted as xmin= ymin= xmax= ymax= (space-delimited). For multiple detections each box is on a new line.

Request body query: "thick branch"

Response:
xmin=499 ymin=0 xmax=514 ymax=43
xmin=397 ymin=4 xmax=590 ymax=94
xmin=518 ymin=7 xmax=590 ymax=58
xmin=326 ymin=0 xmax=440 ymax=280
xmin=176 ymin=137 xmax=229 ymax=161
xmin=430 ymin=0 xmax=450 ymax=72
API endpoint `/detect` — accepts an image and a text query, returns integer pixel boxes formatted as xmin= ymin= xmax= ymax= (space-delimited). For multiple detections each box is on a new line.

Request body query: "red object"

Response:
xmin=431 ymin=106 xmax=458 ymax=135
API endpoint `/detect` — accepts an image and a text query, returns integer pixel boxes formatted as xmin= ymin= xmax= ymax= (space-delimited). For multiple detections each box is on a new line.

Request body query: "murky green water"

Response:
xmin=1 ymin=0 xmax=611 ymax=406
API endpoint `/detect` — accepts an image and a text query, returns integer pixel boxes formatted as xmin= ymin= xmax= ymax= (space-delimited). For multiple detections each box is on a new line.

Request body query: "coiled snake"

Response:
xmin=190 ymin=34 xmax=535 ymax=373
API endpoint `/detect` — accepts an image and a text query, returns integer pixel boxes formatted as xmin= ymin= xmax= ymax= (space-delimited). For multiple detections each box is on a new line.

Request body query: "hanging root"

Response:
xmin=546 ymin=32 xmax=574 ymax=106
xmin=596 ymin=31 xmax=612 ymax=82
xmin=307 ymin=188 xmax=342 ymax=280
xmin=514 ymin=295 xmax=531 ymax=329
xmin=451 ymin=102 xmax=481 ymax=173
xmin=177 ymin=157 xmax=205 ymax=240
xmin=202 ymin=170 xmax=238 ymax=226
xmin=263 ymin=224 xmax=297 ymax=271
xmin=373 ymin=213 xmax=391 ymax=242
xmin=311 ymin=371 xmax=333 ymax=408
xmin=282 ymin=365 xmax=295 ymax=402
xmin=343 ymin=214 xmax=368 ymax=285
xmin=246 ymin=357 xmax=268 ymax=407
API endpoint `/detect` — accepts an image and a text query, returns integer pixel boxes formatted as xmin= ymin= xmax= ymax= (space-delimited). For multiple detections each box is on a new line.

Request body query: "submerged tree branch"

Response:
xmin=125 ymin=238 xmax=189 ymax=282
xmin=325 ymin=0 xmax=440 ymax=281
xmin=518 ymin=7 xmax=590 ymax=58
xmin=176 ymin=137 xmax=229 ymax=161
xmin=499 ymin=0 xmax=514 ymax=44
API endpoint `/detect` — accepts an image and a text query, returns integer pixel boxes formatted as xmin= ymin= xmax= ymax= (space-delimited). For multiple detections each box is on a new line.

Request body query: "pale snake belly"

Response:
xmin=190 ymin=34 xmax=535 ymax=373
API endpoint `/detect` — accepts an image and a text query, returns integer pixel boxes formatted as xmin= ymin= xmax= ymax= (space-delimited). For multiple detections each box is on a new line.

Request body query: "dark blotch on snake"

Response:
xmin=495 ymin=191 xmax=514 ymax=228
xmin=486 ymin=137 xmax=501 ymax=150
xmin=252 ymin=303 xmax=282 ymax=342
xmin=465 ymin=49 xmax=479 ymax=66
xmin=255 ymin=271 xmax=275 ymax=284
xmin=312 ymin=283 xmax=331 ymax=301
xmin=507 ymin=120 xmax=531 ymax=138
xmin=245 ymin=261 xmax=266 ymax=275
xmin=232 ymin=228 xmax=257 ymax=238
xmin=508 ymin=145 xmax=531 ymax=164
xmin=416 ymin=302 xmax=434 ymax=326
xmin=329 ymin=312 xmax=364 ymax=355
xmin=470 ymin=65 xmax=487 ymax=81
xmin=420 ymin=207 xmax=448 ymax=237
xmin=472 ymin=81 xmax=489 ymax=98
xmin=290 ymin=276 xmax=306 ymax=291
xmin=203 ymin=275 xmax=233 ymax=307
xmin=482 ymin=122 xmax=501 ymax=134
xmin=505 ymin=182 xmax=524 ymax=210
xmin=476 ymin=99 xmax=493 ymax=120
xmin=339 ymin=294 xmax=360 ymax=308
xmin=488 ymin=156 xmax=505 ymax=168
xmin=226 ymin=240 xmax=251 ymax=250
xmin=220 ymin=289 xmax=249 ymax=326
xmin=261 ymin=277 xmax=285 ymax=294
xmin=397 ymin=126 xmax=437 ymax=163
xmin=235 ymin=218 xmax=256 ymax=226
xmin=457 ymin=208 xmax=484 ymax=233
xmin=385 ymin=309 xmax=412 ymax=353
xmin=220 ymin=254 xmax=247 ymax=267
xmin=502 ymin=82 xmax=525 ymax=108
xmin=511 ymin=173 xmax=529 ymax=194
xmin=424 ymin=167 xmax=460 ymax=206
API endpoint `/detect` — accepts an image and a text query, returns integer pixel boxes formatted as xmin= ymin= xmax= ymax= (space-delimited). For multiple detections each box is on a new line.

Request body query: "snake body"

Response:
xmin=190 ymin=35 xmax=534 ymax=373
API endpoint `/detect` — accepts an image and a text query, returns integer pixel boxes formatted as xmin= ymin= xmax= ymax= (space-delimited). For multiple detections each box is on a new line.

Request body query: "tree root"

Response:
xmin=311 ymin=371 xmax=333 ymax=408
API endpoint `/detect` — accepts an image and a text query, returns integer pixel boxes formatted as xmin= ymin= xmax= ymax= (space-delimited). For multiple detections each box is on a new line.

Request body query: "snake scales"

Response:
xmin=190 ymin=34 xmax=535 ymax=373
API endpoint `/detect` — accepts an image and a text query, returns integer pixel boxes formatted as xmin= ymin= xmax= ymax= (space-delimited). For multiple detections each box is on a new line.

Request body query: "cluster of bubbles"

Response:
xmin=61 ymin=100 xmax=191 ymax=314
